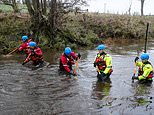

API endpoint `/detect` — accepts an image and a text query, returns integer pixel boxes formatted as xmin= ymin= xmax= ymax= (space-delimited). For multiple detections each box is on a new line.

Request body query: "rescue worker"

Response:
xmin=59 ymin=47 xmax=81 ymax=76
xmin=18 ymin=35 xmax=30 ymax=55
xmin=132 ymin=53 xmax=153 ymax=83
xmin=22 ymin=42 xmax=43 ymax=66
xmin=94 ymin=44 xmax=113 ymax=82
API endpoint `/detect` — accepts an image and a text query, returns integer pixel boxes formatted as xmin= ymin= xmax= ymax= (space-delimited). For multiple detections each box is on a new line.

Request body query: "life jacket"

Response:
xmin=59 ymin=53 xmax=75 ymax=70
xmin=95 ymin=56 xmax=106 ymax=71
xmin=18 ymin=41 xmax=30 ymax=54
xmin=28 ymin=47 xmax=43 ymax=62
xmin=138 ymin=61 xmax=153 ymax=79
xmin=95 ymin=53 xmax=113 ymax=74
xmin=31 ymin=55 xmax=43 ymax=62
xmin=64 ymin=54 xmax=75 ymax=65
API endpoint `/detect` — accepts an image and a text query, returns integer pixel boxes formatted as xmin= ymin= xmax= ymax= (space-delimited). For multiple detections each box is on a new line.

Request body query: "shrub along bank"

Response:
xmin=0 ymin=12 xmax=154 ymax=54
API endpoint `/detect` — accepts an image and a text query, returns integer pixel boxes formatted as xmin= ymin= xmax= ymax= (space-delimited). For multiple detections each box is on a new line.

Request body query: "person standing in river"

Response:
xmin=22 ymin=41 xmax=43 ymax=66
xmin=59 ymin=47 xmax=81 ymax=76
xmin=17 ymin=35 xmax=31 ymax=56
xmin=132 ymin=53 xmax=153 ymax=84
xmin=94 ymin=44 xmax=113 ymax=82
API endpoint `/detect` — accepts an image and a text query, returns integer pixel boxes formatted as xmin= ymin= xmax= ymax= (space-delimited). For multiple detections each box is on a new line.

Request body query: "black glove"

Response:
xmin=94 ymin=62 xmax=96 ymax=67
xmin=132 ymin=76 xmax=138 ymax=80
xmin=77 ymin=53 xmax=81 ymax=59
xmin=101 ymin=72 xmax=108 ymax=81
xmin=22 ymin=62 xmax=26 ymax=65
xmin=100 ymin=72 xmax=106 ymax=78
xmin=134 ymin=57 xmax=139 ymax=62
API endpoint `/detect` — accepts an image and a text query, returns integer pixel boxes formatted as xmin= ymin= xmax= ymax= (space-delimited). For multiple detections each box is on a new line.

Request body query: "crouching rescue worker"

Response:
xmin=22 ymin=42 xmax=43 ymax=66
xmin=17 ymin=35 xmax=30 ymax=56
xmin=59 ymin=47 xmax=81 ymax=76
xmin=132 ymin=53 xmax=153 ymax=84
xmin=94 ymin=44 xmax=113 ymax=82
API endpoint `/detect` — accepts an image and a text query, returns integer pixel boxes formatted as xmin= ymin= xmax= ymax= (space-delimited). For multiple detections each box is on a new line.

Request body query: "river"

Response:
xmin=0 ymin=39 xmax=154 ymax=115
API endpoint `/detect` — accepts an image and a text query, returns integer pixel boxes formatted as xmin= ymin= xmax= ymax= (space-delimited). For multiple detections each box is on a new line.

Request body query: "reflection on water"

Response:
xmin=132 ymin=82 xmax=152 ymax=96
xmin=92 ymin=81 xmax=112 ymax=100
xmin=0 ymin=39 xmax=154 ymax=114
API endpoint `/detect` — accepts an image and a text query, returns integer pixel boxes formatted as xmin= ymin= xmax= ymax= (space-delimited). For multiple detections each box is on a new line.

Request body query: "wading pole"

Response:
xmin=144 ymin=23 xmax=149 ymax=53
xmin=6 ymin=47 xmax=18 ymax=56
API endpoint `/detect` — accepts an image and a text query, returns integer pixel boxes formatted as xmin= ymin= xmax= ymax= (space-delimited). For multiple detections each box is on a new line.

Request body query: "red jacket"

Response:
xmin=59 ymin=52 xmax=77 ymax=73
xmin=18 ymin=39 xmax=33 ymax=52
xmin=33 ymin=47 xmax=42 ymax=56
xmin=24 ymin=47 xmax=43 ymax=63
xmin=18 ymin=41 xmax=29 ymax=51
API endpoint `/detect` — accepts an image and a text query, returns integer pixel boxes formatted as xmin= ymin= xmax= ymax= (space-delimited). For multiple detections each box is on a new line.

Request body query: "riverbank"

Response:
xmin=0 ymin=12 xmax=154 ymax=54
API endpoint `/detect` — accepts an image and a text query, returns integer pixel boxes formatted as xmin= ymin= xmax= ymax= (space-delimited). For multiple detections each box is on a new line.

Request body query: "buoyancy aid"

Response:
xmin=31 ymin=48 xmax=43 ymax=61
xmin=138 ymin=61 xmax=153 ymax=79
xmin=61 ymin=54 xmax=75 ymax=66
xmin=95 ymin=56 xmax=106 ymax=71
xmin=24 ymin=47 xmax=43 ymax=63
xmin=59 ymin=53 xmax=77 ymax=72
xmin=18 ymin=41 xmax=29 ymax=54
xmin=95 ymin=53 xmax=113 ymax=74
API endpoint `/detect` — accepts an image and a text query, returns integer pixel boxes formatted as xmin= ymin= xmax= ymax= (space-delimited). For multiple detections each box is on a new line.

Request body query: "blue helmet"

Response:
xmin=29 ymin=42 xmax=36 ymax=47
xmin=22 ymin=35 xmax=28 ymax=41
xmin=64 ymin=47 xmax=72 ymax=56
xmin=140 ymin=53 xmax=149 ymax=60
xmin=97 ymin=44 xmax=105 ymax=50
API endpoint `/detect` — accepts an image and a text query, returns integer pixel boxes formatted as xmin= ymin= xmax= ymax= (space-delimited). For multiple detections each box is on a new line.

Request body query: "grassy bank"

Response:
xmin=0 ymin=10 xmax=154 ymax=54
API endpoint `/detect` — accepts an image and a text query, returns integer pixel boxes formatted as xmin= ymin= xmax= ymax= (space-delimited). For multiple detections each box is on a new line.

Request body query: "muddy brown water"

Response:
xmin=1 ymin=40 xmax=154 ymax=115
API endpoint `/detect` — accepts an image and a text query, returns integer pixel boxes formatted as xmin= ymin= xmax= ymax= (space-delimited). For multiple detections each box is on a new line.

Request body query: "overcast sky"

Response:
xmin=84 ymin=0 xmax=154 ymax=15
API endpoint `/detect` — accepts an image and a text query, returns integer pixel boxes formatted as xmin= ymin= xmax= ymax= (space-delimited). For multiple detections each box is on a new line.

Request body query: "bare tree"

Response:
xmin=138 ymin=0 xmax=145 ymax=16
xmin=140 ymin=0 xmax=145 ymax=16
xmin=25 ymin=0 xmax=88 ymax=46
xmin=128 ymin=0 xmax=132 ymax=15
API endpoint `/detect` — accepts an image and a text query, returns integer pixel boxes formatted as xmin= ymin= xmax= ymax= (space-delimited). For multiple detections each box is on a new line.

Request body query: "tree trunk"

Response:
xmin=48 ymin=0 xmax=57 ymax=45
xmin=25 ymin=0 xmax=34 ymax=16
xmin=128 ymin=0 xmax=132 ymax=15
xmin=22 ymin=0 xmax=25 ymax=4
xmin=43 ymin=0 xmax=47 ymax=15
xmin=141 ymin=0 xmax=144 ymax=16
xmin=24 ymin=0 xmax=88 ymax=46
xmin=12 ymin=0 xmax=19 ymax=13
xmin=8 ymin=0 xmax=12 ymax=3
xmin=40 ymin=0 xmax=47 ymax=15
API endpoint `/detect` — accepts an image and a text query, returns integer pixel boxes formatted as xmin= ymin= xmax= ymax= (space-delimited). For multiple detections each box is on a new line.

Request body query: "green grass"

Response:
xmin=0 ymin=4 xmax=28 ymax=13
xmin=0 ymin=4 xmax=13 ymax=12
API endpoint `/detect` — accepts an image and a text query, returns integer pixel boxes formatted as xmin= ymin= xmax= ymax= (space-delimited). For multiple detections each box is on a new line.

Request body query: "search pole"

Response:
xmin=144 ymin=23 xmax=149 ymax=53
